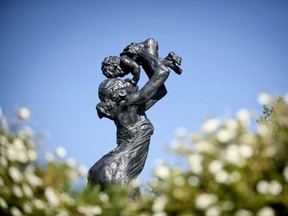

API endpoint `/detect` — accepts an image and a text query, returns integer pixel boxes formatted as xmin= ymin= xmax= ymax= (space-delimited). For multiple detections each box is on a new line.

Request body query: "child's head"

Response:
xmin=101 ymin=56 xmax=126 ymax=78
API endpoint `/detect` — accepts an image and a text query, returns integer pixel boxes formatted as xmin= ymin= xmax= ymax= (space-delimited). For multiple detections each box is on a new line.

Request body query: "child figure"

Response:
xmin=101 ymin=38 xmax=182 ymax=85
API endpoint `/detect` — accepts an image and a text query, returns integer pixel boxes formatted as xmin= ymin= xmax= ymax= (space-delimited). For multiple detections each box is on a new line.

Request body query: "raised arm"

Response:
xmin=143 ymin=85 xmax=167 ymax=110
xmin=124 ymin=48 xmax=170 ymax=107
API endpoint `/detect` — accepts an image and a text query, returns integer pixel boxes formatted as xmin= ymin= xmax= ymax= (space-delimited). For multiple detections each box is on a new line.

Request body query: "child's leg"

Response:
xmin=135 ymin=39 xmax=182 ymax=75
xmin=133 ymin=38 xmax=159 ymax=58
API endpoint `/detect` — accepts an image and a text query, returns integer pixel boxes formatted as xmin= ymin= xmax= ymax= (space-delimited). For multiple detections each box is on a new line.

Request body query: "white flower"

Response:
xmin=66 ymin=158 xmax=77 ymax=167
xmin=215 ymin=169 xmax=230 ymax=184
xmin=13 ymin=138 xmax=26 ymax=150
xmin=59 ymin=193 xmax=75 ymax=206
xmin=235 ymin=209 xmax=253 ymax=216
xmin=55 ymin=146 xmax=67 ymax=158
xmin=169 ymin=139 xmax=182 ymax=149
xmin=78 ymin=164 xmax=88 ymax=176
xmin=99 ymin=192 xmax=109 ymax=203
xmin=33 ymin=199 xmax=46 ymax=209
xmin=224 ymin=144 xmax=246 ymax=167
xmin=226 ymin=119 xmax=238 ymax=131
xmin=77 ymin=206 xmax=102 ymax=215
xmin=12 ymin=185 xmax=23 ymax=198
xmin=268 ymin=180 xmax=282 ymax=195
xmin=175 ymin=127 xmax=188 ymax=138
xmin=27 ymin=149 xmax=38 ymax=161
xmin=283 ymin=166 xmax=288 ymax=182
xmin=45 ymin=152 xmax=55 ymax=162
xmin=188 ymin=153 xmax=203 ymax=174
xmin=195 ymin=140 xmax=216 ymax=154
xmin=45 ymin=186 xmax=60 ymax=207
xmin=257 ymin=124 xmax=270 ymax=137
xmin=258 ymin=92 xmax=272 ymax=105
xmin=23 ymin=202 xmax=32 ymax=213
xmin=154 ymin=164 xmax=170 ymax=179
xmin=17 ymin=107 xmax=30 ymax=120
xmin=22 ymin=184 xmax=33 ymax=197
xmin=208 ymin=160 xmax=224 ymax=174
xmin=195 ymin=193 xmax=218 ymax=209
xmin=256 ymin=180 xmax=282 ymax=195
xmin=238 ymin=144 xmax=253 ymax=158
xmin=9 ymin=166 xmax=23 ymax=182
xmin=18 ymin=126 xmax=35 ymax=139
xmin=16 ymin=151 xmax=29 ymax=163
xmin=152 ymin=196 xmax=167 ymax=212
xmin=174 ymin=176 xmax=185 ymax=186
xmin=217 ymin=129 xmax=234 ymax=143
xmin=188 ymin=175 xmax=200 ymax=187
xmin=240 ymin=133 xmax=256 ymax=145
xmin=230 ymin=171 xmax=242 ymax=183
xmin=236 ymin=109 xmax=251 ymax=126
xmin=131 ymin=178 xmax=141 ymax=188
xmin=7 ymin=138 xmax=29 ymax=163
xmin=202 ymin=118 xmax=221 ymax=133
xmin=66 ymin=169 xmax=78 ymax=181
xmin=0 ymin=197 xmax=7 ymax=209
xmin=10 ymin=206 xmax=22 ymax=216
xmin=24 ymin=169 xmax=43 ymax=186
xmin=56 ymin=210 xmax=69 ymax=216
xmin=256 ymin=180 xmax=270 ymax=194
xmin=205 ymin=206 xmax=221 ymax=216
xmin=0 ymin=156 xmax=7 ymax=167
xmin=173 ymin=188 xmax=184 ymax=198
xmin=0 ymin=135 xmax=8 ymax=146
xmin=257 ymin=206 xmax=275 ymax=216
xmin=0 ymin=176 xmax=4 ymax=186
xmin=153 ymin=212 xmax=167 ymax=216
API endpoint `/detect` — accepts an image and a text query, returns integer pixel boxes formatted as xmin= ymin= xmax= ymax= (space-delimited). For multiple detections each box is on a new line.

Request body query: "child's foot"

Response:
xmin=165 ymin=52 xmax=182 ymax=65
xmin=165 ymin=52 xmax=182 ymax=75
xmin=170 ymin=65 xmax=182 ymax=75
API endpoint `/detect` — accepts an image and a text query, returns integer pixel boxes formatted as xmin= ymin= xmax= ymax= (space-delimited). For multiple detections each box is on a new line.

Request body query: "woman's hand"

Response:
xmin=121 ymin=43 xmax=142 ymax=58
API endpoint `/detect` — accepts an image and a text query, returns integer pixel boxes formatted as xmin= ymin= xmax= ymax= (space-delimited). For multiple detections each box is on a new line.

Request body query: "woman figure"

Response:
xmin=88 ymin=41 xmax=182 ymax=196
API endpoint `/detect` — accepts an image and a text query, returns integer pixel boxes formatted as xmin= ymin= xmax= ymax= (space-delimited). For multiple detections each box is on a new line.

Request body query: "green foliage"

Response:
xmin=257 ymin=96 xmax=288 ymax=171
xmin=1 ymin=93 xmax=288 ymax=215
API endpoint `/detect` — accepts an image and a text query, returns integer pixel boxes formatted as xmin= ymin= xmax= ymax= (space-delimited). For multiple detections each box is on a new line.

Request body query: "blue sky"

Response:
xmin=1 ymin=0 xmax=288 ymax=185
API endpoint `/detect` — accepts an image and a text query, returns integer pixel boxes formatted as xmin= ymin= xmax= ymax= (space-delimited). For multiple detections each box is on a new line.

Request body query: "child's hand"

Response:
xmin=124 ymin=78 xmax=137 ymax=86
xmin=121 ymin=43 xmax=141 ymax=56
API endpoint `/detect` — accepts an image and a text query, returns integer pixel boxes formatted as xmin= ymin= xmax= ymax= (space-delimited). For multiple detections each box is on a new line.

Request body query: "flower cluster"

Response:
xmin=0 ymin=108 xmax=107 ymax=216
xmin=149 ymin=93 xmax=288 ymax=215
xmin=1 ymin=93 xmax=288 ymax=215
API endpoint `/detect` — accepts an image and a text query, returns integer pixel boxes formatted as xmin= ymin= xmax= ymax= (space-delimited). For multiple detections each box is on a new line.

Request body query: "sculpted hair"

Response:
xmin=101 ymin=56 xmax=121 ymax=78
xmin=98 ymin=78 xmax=127 ymax=102
xmin=97 ymin=78 xmax=128 ymax=120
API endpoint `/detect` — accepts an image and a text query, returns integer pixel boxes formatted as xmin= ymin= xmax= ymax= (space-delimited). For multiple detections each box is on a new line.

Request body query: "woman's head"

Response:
xmin=98 ymin=78 xmax=138 ymax=102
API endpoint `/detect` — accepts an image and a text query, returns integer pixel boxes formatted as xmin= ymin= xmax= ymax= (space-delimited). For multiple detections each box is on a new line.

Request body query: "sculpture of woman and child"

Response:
xmin=88 ymin=38 xmax=182 ymax=197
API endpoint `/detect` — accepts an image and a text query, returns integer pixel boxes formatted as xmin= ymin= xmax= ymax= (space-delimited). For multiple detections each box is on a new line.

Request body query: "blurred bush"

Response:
xmin=0 ymin=93 xmax=287 ymax=216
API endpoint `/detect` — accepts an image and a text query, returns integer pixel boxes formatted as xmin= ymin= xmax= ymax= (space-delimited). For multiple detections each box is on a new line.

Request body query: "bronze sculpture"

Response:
xmin=88 ymin=38 xmax=182 ymax=196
